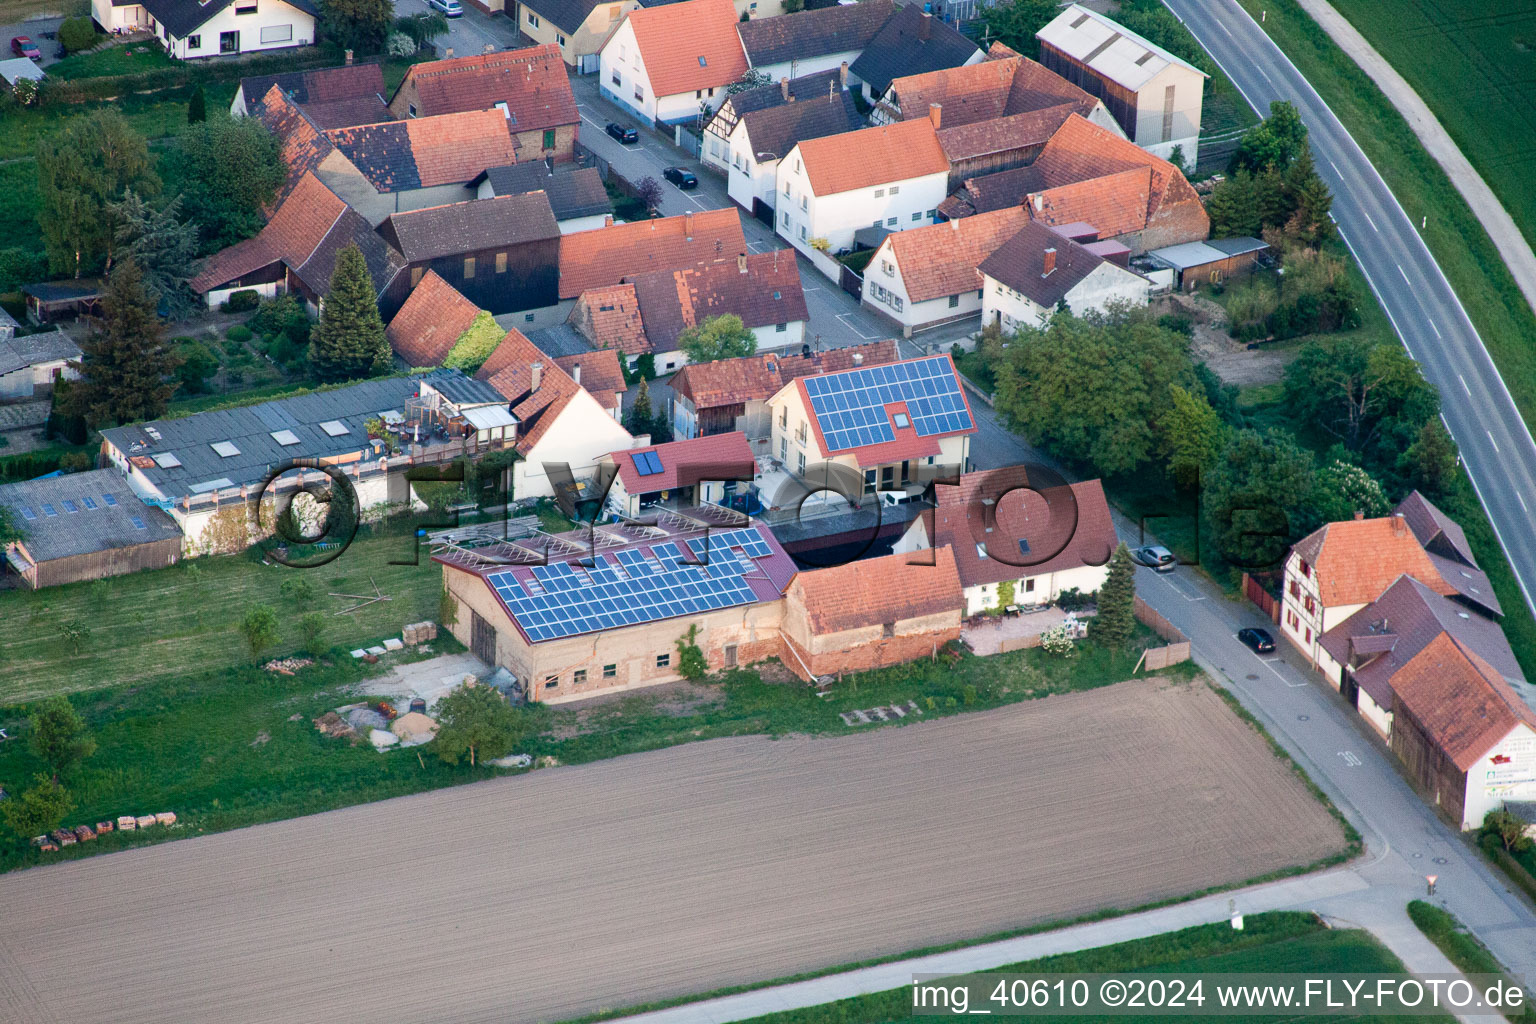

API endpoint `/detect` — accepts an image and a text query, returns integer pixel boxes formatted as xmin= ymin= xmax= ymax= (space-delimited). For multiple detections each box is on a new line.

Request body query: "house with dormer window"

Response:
xmin=598 ymin=0 xmax=748 ymax=126
xmin=91 ymin=0 xmax=315 ymax=59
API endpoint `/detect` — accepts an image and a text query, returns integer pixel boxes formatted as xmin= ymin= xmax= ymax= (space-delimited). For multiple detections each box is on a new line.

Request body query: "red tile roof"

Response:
xmin=876 ymin=207 xmax=1027 ymax=303
xmin=190 ymin=171 xmax=345 ymax=293
xmin=1292 ymin=515 xmax=1457 ymax=609
xmin=554 ymin=348 xmax=627 ymax=412
xmin=937 ymin=102 xmax=1079 ymax=163
xmin=570 ymin=283 xmax=649 ymax=355
xmin=557 ymin=209 xmax=747 ymax=299
xmin=608 ymin=431 xmax=755 ymax=494
xmin=483 ymin=331 xmax=589 ymax=456
xmin=627 ymin=251 xmax=808 ymax=352
xmin=1031 ymin=113 xmax=1203 ymax=225
xmin=789 ymin=545 xmax=963 ymax=634
xmin=393 ymin=44 xmax=580 ymax=130
xmin=794 ymin=118 xmax=949 ymax=196
xmin=927 ymin=467 xmax=1118 ymax=590
xmin=386 ymin=271 xmax=482 ymax=367
xmin=253 ymin=84 xmax=338 ymax=205
xmin=1390 ymin=632 xmax=1536 ymax=772
xmin=324 ymin=109 xmax=518 ymax=191
xmin=1026 ymin=166 xmax=1152 ymax=238
xmin=887 ymin=54 xmax=1097 ymax=128
xmin=475 ymin=326 xmax=542 ymax=381
xmin=670 ymin=340 xmax=900 ymax=409
xmin=625 ymin=0 xmax=748 ymax=98
xmin=241 ymin=62 xmax=392 ymax=129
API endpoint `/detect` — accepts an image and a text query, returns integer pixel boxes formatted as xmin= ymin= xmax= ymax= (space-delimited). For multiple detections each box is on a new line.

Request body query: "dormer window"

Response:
xmin=698 ymin=56 xmax=707 ymax=66
xmin=495 ymin=101 xmax=510 ymax=119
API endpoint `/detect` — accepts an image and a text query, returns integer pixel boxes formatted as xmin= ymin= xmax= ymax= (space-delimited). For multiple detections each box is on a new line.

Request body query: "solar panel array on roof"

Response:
xmin=802 ymin=356 xmax=971 ymax=451
xmin=631 ymin=450 xmax=664 ymax=477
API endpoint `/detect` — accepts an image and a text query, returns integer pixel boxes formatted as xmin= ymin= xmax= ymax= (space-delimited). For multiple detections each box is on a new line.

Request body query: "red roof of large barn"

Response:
xmin=393 ymin=44 xmax=580 ymax=129
xmin=557 ymin=209 xmax=747 ymax=299
xmin=1390 ymin=632 xmax=1536 ymax=772
xmin=788 ymin=545 xmax=963 ymax=634
xmin=386 ymin=271 xmax=482 ymax=367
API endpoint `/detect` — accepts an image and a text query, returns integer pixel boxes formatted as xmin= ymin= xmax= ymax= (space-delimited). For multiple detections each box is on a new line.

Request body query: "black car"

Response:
xmin=1238 ymin=627 xmax=1276 ymax=653
xmin=663 ymin=166 xmax=698 ymax=189
xmin=606 ymin=122 xmax=639 ymax=144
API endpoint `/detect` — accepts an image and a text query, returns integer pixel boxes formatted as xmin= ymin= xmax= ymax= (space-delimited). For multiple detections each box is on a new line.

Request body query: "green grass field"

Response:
xmin=666 ymin=913 xmax=1447 ymax=1024
xmin=48 ymin=41 xmax=177 ymax=80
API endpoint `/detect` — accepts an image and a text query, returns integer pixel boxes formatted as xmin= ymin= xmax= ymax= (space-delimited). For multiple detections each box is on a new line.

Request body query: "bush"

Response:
xmin=1156 ymin=313 xmax=1194 ymax=337
xmin=1055 ymin=587 xmax=1095 ymax=611
xmin=248 ymin=294 xmax=310 ymax=347
xmin=58 ymin=451 xmax=92 ymax=473
xmin=443 ymin=311 xmax=504 ymax=373
xmin=58 ymin=17 xmax=100 ymax=53
xmin=226 ymin=324 xmax=254 ymax=344
xmin=221 ymin=290 xmax=260 ymax=313
xmin=0 ymin=247 xmax=49 ymax=294
xmin=174 ymin=339 xmax=219 ymax=394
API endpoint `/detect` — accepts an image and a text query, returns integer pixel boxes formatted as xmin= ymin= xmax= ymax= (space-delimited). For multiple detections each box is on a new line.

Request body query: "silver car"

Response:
xmin=1131 ymin=545 xmax=1176 ymax=572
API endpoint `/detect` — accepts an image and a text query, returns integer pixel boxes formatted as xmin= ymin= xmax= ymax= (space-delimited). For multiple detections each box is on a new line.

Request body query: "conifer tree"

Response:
xmin=1091 ymin=543 xmax=1137 ymax=650
xmin=67 ymin=258 xmax=179 ymax=426
xmin=187 ymin=84 xmax=207 ymax=124
xmin=109 ymin=190 xmax=201 ymax=321
xmin=309 ymin=244 xmax=389 ymax=381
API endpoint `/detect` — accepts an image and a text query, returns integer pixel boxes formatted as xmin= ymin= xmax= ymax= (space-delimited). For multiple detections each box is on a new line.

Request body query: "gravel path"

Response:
xmin=0 ymin=678 xmax=1344 ymax=1024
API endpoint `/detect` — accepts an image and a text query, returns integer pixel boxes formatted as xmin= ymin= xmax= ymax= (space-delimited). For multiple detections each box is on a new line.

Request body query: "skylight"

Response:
xmin=892 ymin=412 xmax=911 ymax=429
xmin=42 ymin=504 xmax=56 ymax=517
xmin=976 ymin=541 xmax=988 ymax=559
xmin=81 ymin=496 xmax=97 ymax=510
xmin=130 ymin=516 xmax=147 ymax=530
xmin=19 ymin=506 xmax=35 ymax=521
xmin=698 ymin=56 xmax=707 ymax=66
xmin=320 ymin=420 xmax=350 ymax=437
xmin=271 ymin=430 xmax=301 ymax=446
xmin=212 ymin=441 xmax=241 ymax=458
xmin=102 ymin=493 xmax=118 ymax=506
xmin=62 ymin=500 xmax=78 ymax=513
xmin=152 ymin=452 xmax=183 ymax=468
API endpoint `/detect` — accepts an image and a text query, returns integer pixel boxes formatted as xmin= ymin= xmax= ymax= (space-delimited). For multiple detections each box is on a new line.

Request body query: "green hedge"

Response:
xmin=443 ymin=311 xmax=503 ymax=374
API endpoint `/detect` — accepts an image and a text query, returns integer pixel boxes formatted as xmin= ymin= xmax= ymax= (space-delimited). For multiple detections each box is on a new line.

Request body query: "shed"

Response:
xmin=0 ymin=329 xmax=82 ymax=399
xmin=1146 ymin=237 xmax=1268 ymax=290
xmin=24 ymin=280 xmax=104 ymax=323
xmin=0 ymin=57 xmax=45 ymax=91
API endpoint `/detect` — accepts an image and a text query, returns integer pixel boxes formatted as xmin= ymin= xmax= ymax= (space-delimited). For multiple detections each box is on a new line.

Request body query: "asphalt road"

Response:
xmin=1162 ymin=0 xmax=1536 ymax=621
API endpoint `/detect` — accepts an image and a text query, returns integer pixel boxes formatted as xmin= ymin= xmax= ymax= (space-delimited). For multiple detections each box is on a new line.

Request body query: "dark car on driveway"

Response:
xmin=1238 ymin=627 xmax=1276 ymax=653
xmin=663 ymin=166 xmax=698 ymax=189
xmin=11 ymin=36 xmax=41 ymax=59
xmin=606 ymin=122 xmax=638 ymax=144
xmin=1130 ymin=545 xmax=1176 ymax=572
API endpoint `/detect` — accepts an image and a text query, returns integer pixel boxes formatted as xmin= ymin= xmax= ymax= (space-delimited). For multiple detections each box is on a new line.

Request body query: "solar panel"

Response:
xmin=803 ymin=356 xmax=973 ymax=452
xmin=631 ymin=450 xmax=664 ymax=477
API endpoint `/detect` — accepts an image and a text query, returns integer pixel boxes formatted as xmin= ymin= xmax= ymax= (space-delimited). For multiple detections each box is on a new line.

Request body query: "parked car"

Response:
xmin=1237 ymin=627 xmax=1276 ymax=653
xmin=11 ymin=36 xmax=41 ymax=59
xmin=663 ymin=166 xmax=698 ymax=189
xmin=606 ymin=122 xmax=638 ymax=144
xmin=1130 ymin=545 xmax=1176 ymax=572
xmin=427 ymin=0 xmax=463 ymax=16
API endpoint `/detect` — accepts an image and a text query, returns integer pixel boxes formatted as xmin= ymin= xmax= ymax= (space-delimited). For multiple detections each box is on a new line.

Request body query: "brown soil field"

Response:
xmin=0 ymin=677 xmax=1345 ymax=1024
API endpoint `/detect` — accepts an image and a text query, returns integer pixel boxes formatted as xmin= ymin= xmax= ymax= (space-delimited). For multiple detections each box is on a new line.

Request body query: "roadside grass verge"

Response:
xmin=561 ymin=913 xmax=1437 ymax=1024
xmin=1406 ymin=901 xmax=1536 ymax=1024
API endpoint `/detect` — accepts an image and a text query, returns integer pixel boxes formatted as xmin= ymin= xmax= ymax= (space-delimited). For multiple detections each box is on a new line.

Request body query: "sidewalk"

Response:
xmin=1294 ymin=0 xmax=1536 ymax=320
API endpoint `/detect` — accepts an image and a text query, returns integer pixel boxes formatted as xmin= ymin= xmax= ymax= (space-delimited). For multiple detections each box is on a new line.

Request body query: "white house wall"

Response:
xmin=160 ymin=0 xmax=315 ymax=58
xmin=748 ymin=50 xmax=860 ymax=84
xmin=1131 ymin=63 xmax=1203 ymax=160
xmin=514 ymin=389 xmax=634 ymax=498
xmin=599 ymin=19 xmax=655 ymax=124
xmin=1462 ymin=724 xmax=1536 ymax=830
xmin=1064 ymin=262 xmax=1151 ymax=314
xmin=775 ymin=153 xmax=948 ymax=261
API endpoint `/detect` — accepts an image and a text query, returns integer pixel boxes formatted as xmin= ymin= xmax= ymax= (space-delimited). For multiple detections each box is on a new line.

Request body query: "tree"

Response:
xmin=238 ymin=604 xmax=281 ymax=663
xmin=169 ymin=116 xmax=285 ymax=251
xmin=57 ymin=16 xmax=98 ymax=52
xmin=108 ymin=190 xmax=202 ymax=321
xmin=309 ymin=243 xmax=390 ymax=381
xmin=994 ymin=313 xmax=1199 ymax=477
xmin=678 ymin=313 xmax=757 ymax=364
xmin=0 ymin=506 xmax=24 ymax=547
xmin=1202 ymin=429 xmax=1317 ymax=569
xmin=633 ymin=175 xmax=664 ymax=213
xmin=1167 ymin=144 xmax=1187 ymax=177
xmin=280 ymin=575 xmax=317 ymax=608
xmin=1160 ymin=384 xmax=1225 ymax=488
xmin=393 ymin=9 xmax=448 ymax=50
xmin=1230 ymin=100 xmax=1309 ymax=174
xmin=727 ymin=68 xmax=772 ymax=95
xmin=1400 ymin=418 xmax=1458 ymax=496
xmin=187 ymin=84 xmax=207 ymax=124
xmin=626 ymin=376 xmax=655 ymax=436
xmin=1090 ymin=544 xmax=1136 ymax=650
xmin=1308 ymin=459 xmax=1389 ymax=528
xmin=1283 ymin=149 xmax=1334 ymax=246
xmin=320 ymin=0 xmax=394 ymax=54
xmin=1481 ymin=808 xmax=1535 ymax=855
xmin=433 ymin=682 xmax=529 ymax=767
xmin=299 ymin=612 xmax=327 ymax=655
xmin=1283 ymin=338 xmax=1438 ymax=456
xmin=60 ymin=617 xmax=90 ymax=654
xmin=35 ymin=109 xmax=160 ymax=277
xmin=675 ymin=624 xmax=708 ymax=681
xmin=977 ymin=0 xmax=1060 ymax=59
xmin=66 ymin=258 xmax=179 ymax=427
xmin=0 ymin=775 xmax=73 ymax=839
xmin=28 ymin=696 xmax=96 ymax=783
xmin=174 ymin=339 xmax=220 ymax=394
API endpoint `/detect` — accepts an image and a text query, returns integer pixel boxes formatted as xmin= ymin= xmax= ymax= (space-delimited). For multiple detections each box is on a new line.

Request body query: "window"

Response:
xmin=1300 ymin=560 xmax=1310 ymax=577
xmin=882 ymin=621 xmax=895 ymax=637
xmin=1162 ymin=84 xmax=1176 ymax=142
xmin=612 ymin=71 xmax=621 ymax=87
xmin=779 ymin=438 xmax=787 ymax=459
xmin=130 ymin=516 xmax=147 ymax=530
xmin=19 ymin=506 xmax=35 ymax=521
xmin=573 ymin=669 xmax=587 ymax=685
xmin=102 ymin=493 xmax=117 ymax=506
xmin=778 ymin=408 xmax=787 ymax=428
xmin=495 ymin=251 xmax=508 ymax=274
xmin=948 ymin=294 xmax=960 ymax=308
xmin=186 ymin=34 xmax=200 ymax=48
xmin=799 ymin=225 xmax=807 ymax=240
xmin=695 ymin=90 xmax=702 ymax=99
xmin=775 ymin=322 xmax=786 ymax=332
xmin=1289 ymin=580 xmax=1300 ymax=598
xmin=258 ymin=23 xmax=291 ymax=42
xmin=723 ymin=644 xmax=737 ymax=668
xmin=219 ymin=30 xmax=239 ymax=52
xmin=545 ymin=674 xmax=558 ymax=688
xmin=634 ymin=85 xmax=643 ymax=101
xmin=408 ymin=103 xmax=417 ymax=117
xmin=927 ymin=209 xmax=937 ymax=219
xmin=1024 ymin=578 xmax=1035 ymax=593
xmin=882 ymin=260 xmax=894 ymax=276
xmin=912 ymin=212 xmax=922 ymax=222
xmin=977 ymin=288 xmax=983 ymax=299
xmin=527 ymin=11 xmax=539 ymax=25
xmin=524 ymin=313 xmax=535 ymax=322
xmin=892 ymin=295 xmax=903 ymax=312
xmin=42 ymin=504 xmax=56 ymax=516
xmin=886 ymin=217 xmax=897 ymax=227
xmin=873 ymin=189 xmax=884 ymax=198
xmin=783 ymin=182 xmax=790 ymax=197
xmin=603 ymin=663 xmax=617 ymax=678
xmin=796 ymin=452 xmax=806 ymax=474
xmin=556 ymin=33 xmax=566 ymax=45
xmin=892 ymin=412 xmax=910 ymax=428
xmin=795 ymin=422 xmax=807 ymax=444
xmin=781 ymin=211 xmax=789 ymax=227
xmin=234 ymin=2 xmax=256 ymax=13
xmin=889 ymin=185 xmax=899 ymax=195
xmin=62 ymin=500 xmax=78 ymax=513
xmin=697 ymin=55 xmax=707 ymax=66
xmin=799 ymin=196 xmax=807 ymax=210
xmin=463 ymin=256 xmax=476 ymax=278
xmin=656 ymin=652 xmax=671 ymax=668
xmin=864 ymin=468 xmax=876 ymax=493
xmin=1304 ymin=627 xmax=1312 ymax=644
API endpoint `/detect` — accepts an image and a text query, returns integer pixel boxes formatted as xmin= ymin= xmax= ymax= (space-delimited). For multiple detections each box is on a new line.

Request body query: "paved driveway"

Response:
xmin=390 ymin=0 xmax=523 ymax=58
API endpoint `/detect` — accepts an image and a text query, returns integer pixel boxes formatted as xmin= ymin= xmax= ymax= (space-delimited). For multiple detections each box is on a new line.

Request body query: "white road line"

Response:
xmin=1519 ymin=492 xmax=1530 ymax=514
xmin=835 ymin=313 xmax=877 ymax=340
xmin=1361 ymin=209 xmax=1378 ymax=233
xmin=1260 ymin=658 xmax=1306 ymax=688
xmin=1256 ymin=65 xmax=1275 ymax=87
xmin=1460 ymin=374 xmax=1471 ymax=397
xmin=1427 ymin=317 xmax=1441 ymax=339
xmin=1488 ymin=431 xmax=1501 ymax=454
xmin=1220 ymin=21 xmax=1233 ymax=36
xmin=1397 ymin=263 xmax=1412 ymax=286
xmin=1328 ymin=158 xmax=1343 ymax=177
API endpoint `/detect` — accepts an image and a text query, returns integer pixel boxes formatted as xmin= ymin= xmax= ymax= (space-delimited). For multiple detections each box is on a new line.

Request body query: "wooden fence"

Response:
xmin=1133 ymin=596 xmax=1191 ymax=670
xmin=1242 ymin=572 xmax=1282 ymax=623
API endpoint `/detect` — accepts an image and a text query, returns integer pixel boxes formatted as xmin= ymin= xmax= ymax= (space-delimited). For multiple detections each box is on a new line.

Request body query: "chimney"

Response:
xmin=1354 ymin=510 xmax=1365 ymax=521
xmin=918 ymin=11 xmax=931 ymax=40
xmin=344 ymin=49 xmax=353 ymax=65
xmin=445 ymin=46 xmax=454 ymax=58
xmin=1392 ymin=512 xmax=1406 ymax=535
xmin=545 ymin=155 xmax=555 ymax=176
xmin=950 ymin=218 xmax=959 ymax=231
xmin=737 ymin=253 xmax=748 ymax=273
xmin=780 ymin=77 xmax=790 ymax=101
xmin=852 ymin=352 xmax=863 ymax=366
xmin=829 ymin=78 xmax=836 ymax=102
xmin=684 ymin=210 xmax=694 ymax=239
xmin=571 ymin=363 xmax=581 ymax=385
xmin=839 ymin=61 xmax=848 ymax=87
xmin=1032 ymin=193 xmax=1043 ymax=212
xmin=530 ymin=362 xmax=543 ymax=393
xmin=604 ymin=213 xmax=614 ymax=227
xmin=928 ymin=102 xmax=942 ymax=129
xmin=1042 ymin=247 xmax=1057 ymax=276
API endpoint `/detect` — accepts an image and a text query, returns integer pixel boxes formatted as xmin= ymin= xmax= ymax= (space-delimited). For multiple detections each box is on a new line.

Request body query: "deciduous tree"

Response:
xmin=977 ymin=0 xmax=1059 ymax=59
xmin=309 ymin=243 xmax=390 ymax=381
xmin=1202 ymin=428 xmax=1316 ymax=570
xmin=675 ymin=624 xmax=707 ymax=681
xmin=1400 ymin=418 xmax=1458 ymax=497
xmin=169 ymin=116 xmax=285 ymax=250
xmin=299 ymin=612 xmax=326 ymax=655
xmin=433 ymin=683 xmax=529 ymax=767
xmin=1307 ymin=459 xmax=1389 ymax=528
xmin=0 ymin=506 xmax=23 ymax=547
xmin=1230 ymin=100 xmax=1308 ymax=173
xmin=320 ymin=0 xmax=393 ymax=55
xmin=35 ymin=109 xmax=159 ymax=277
xmin=1282 ymin=338 xmax=1437 ymax=456
xmin=1090 ymin=544 xmax=1136 ymax=650
xmin=67 ymin=258 xmax=180 ymax=427
xmin=0 ymin=775 xmax=73 ymax=839
xmin=28 ymin=696 xmax=96 ymax=783
xmin=239 ymin=604 xmax=281 ymax=663
xmin=678 ymin=313 xmax=757 ymax=364
xmin=1159 ymin=384 xmax=1225 ymax=487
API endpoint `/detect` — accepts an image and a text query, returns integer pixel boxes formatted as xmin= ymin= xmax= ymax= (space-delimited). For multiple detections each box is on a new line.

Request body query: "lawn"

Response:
xmin=0 ymin=521 xmax=443 ymax=703
xmin=47 ymin=40 xmax=177 ymax=80
xmin=626 ymin=913 xmax=1446 ymax=1024
xmin=1407 ymin=901 xmax=1535 ymax=1024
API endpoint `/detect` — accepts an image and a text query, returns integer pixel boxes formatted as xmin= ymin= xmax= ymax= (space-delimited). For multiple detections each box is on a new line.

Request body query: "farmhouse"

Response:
xmin=550 ymin=349 xmax=627 ymax=421
xmin=0 ymin=330 xmax=81 ymax=399
xmin=723 ymin=84 xmax=862 ymax=218
xmin=765 ymin=353 xmax=975 ymax=494
xmin=514 ymin=0 xmax=642 ymax=72
xmin=978 ymin=220 xmax=1150 ymax=331
xmin=470 ymin=162 xmax=613 ymax=234
xmin=668 ymin=340 xmax=899 ymax=446
xmin=776 ymin=116 xmax=950 ymax=259
xmin=91 ymin=0 xmax=315 ymax=59
xmin=231 ymin=60 xmax=391 ymax=127
xmin=847 ymin=6 xmax=982 ymax=104
xmin=862 ymin=208 xmax=1027 ymax=334
xmin=894 ymin=466 xmax=1117 ymax=615
xmin=387 ymin=45 xmax=581 ymax=163
xmin=702 ymin=67 xmax=843 ymax=176
xmin=599 ymin=0 xmax=749 ymax=126
xmin=1035 ymin=3 xmax=1207 ymax=161
xmin=736 ymin=0 xmax=892 ymax=84
xmin=558 ymin=209 xmax=748 ymax=300
xmin=0 ymin=469 xmax=182 ymax=589
xmin=598 ymin=432 xmax=756 ymax=518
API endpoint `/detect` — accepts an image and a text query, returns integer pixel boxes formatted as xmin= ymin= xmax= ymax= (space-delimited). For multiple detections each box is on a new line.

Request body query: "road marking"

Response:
xmin=1397 ymin=263 xmax=1412 ymax=286
xmin=1328 ymin=158 xmax=1343 ymax=177
xmin=1488 ymin=430 xmax=1500 ymax=454
xmin=1361 ymin=208 xmax=1378 ymax=233
xmin=1338 ymin=751 xmax=1362 ymax=768
xmin=1427 ymin=317 xmax=1441 ymax=339
xmin=1162 ymin=575 xmax=1206 ymax=602
xmin=1260 ymin=658 xmax=1306 ymax=688
xmin=1460 ymin=374 xmax=1471 ymax=397
xmin=835 ymin=313 xmax=878 ymax=339
xmin=802 ymin=286 xmax=823 ymax=292
xmin=1220 ymin=21 xmax=1233 ymax=36
xmin=1518 ymin=492 xmax=1529 ymax=514
xmin=1256 ymin=65 xmax=1275 ymax=87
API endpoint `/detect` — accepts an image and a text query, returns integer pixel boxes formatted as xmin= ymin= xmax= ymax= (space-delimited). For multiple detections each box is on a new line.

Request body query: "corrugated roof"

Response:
xmin=1035 ymin=3 xmax=1206 ymax=93
xmin=0 ymin=468 xmax=181 ymax=563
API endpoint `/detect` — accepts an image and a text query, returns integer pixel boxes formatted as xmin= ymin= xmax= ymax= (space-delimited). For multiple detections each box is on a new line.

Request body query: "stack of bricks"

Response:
xmin=403 ymin=621 xmax=439 ymax=645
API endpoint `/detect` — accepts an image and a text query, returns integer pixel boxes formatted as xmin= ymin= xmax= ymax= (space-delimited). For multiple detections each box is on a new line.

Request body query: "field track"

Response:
xmin=0 ymin=678 xmax=1344 ymax=1024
